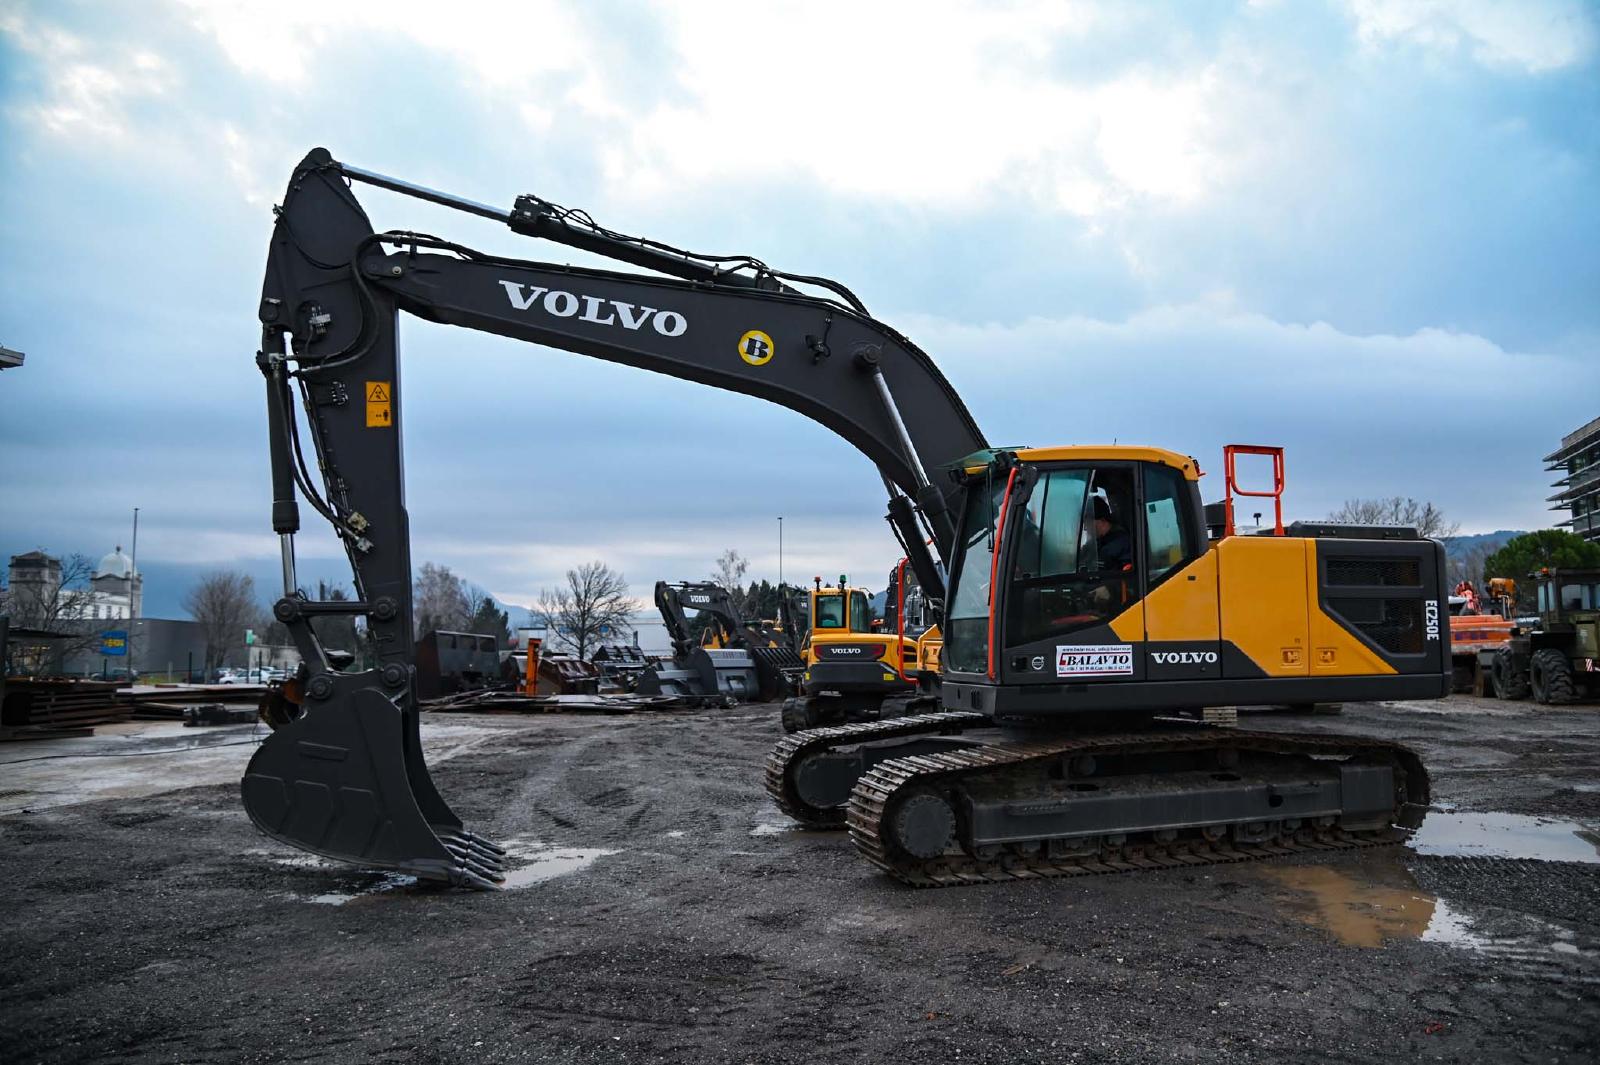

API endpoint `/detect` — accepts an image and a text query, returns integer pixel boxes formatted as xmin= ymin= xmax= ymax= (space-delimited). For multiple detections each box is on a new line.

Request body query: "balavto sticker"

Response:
xmin=1056 ymin=644 xmax=1134 ymax=677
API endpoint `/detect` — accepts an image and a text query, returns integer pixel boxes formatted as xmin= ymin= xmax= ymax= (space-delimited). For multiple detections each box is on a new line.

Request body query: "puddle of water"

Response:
xmin=1256 ymin=864 xmax=1437 ymax=948
xmin=293 ymin=872 xmax=420 ymax=906
xmin=749 ymin=820 xmax=837 ymax=838
xmin=1419 ymin=898 xmax=1487 ymax=949
xmin=497 ymin=838 xmax=619 ymax=890
xmin=1411 ymin=811 xmax=1600 ymax=864
xmin=271 ymin=855 xmax=337 ymax=870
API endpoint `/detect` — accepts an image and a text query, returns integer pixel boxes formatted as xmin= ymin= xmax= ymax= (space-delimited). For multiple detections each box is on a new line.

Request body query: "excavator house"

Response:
xmin=244 ymin=149 xmax=1447 ymax=889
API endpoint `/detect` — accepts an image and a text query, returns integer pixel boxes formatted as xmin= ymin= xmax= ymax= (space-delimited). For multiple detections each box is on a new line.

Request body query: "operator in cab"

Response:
xmin=1092 ymin=496 xmax=1132 ymax=571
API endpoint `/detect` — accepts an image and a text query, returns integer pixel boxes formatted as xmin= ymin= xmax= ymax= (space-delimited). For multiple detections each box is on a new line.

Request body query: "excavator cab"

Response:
xmin=939 ymin=446 xmax=1452 ymax=720
xmin=808 ymin=577 xmax=871 ymax=637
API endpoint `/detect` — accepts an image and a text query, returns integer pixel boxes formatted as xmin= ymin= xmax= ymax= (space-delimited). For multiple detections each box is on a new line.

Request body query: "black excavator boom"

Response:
xmin=243 ymin=149 xmax=984 ymax=885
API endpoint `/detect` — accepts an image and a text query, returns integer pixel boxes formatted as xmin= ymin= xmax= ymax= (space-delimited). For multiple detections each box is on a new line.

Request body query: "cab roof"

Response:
xmin=962 ymin=446 xmax=1203 ymax=481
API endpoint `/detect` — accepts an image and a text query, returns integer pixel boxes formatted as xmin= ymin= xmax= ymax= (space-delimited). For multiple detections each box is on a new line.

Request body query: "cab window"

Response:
xmin=1007 ymin=466 xmax=1137 ymax=646
xmin=945 ymin=476 xmax=1009 ymax=674
xmin=850 ymin=591 xmax=871 ymax=632
xmin=1143 ymin=464 xmax=1197 ymax=587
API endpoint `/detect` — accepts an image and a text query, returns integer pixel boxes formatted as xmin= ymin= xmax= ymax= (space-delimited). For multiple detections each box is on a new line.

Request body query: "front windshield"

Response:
xmin=945 ymin=476 xmax=1008 ymax=674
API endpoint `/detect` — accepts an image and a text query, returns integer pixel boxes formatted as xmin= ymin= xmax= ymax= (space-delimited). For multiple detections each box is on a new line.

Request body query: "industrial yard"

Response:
xmin=5 ymin=4 xmax=1600 ymax=1064
xmin=3 ymin=694 xmax=1596 ymax=1064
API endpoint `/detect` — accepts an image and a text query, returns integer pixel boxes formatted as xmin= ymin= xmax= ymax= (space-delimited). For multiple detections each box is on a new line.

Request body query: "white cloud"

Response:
xmin=161 ymin=0 xmax=1243 ymax=217
xmin=901 ymin=303 xmax=1588 ymax=533
xmin=1344 ymin=0 xmax=1597 ymax=73
xmin=174 ymin=0 xmax=593 ymax=90
xmin=0 ymin=12 xmax=180 ymax=139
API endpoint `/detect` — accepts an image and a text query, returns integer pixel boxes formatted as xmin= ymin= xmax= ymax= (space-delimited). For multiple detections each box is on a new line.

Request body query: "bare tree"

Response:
xmin=183 ymin=570 xmax=258 ymax=673
xmin=414 ymin=561 xmax=470 ymax=635
xmin=1328 ymin=498 xmax=1459 ymax=540
xmin=3 ymin=552 xmax=104 ymax=663
xmin=1446 ymin=540 xmax=1504 ymax=589
xmin=711 ymin=548 xmax=751 ymax=618
xmin=536 ymin=561 xmax=634 ymax=660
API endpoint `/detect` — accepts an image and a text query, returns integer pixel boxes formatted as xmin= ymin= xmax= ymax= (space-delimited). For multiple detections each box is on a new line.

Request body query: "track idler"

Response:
xmin=241 ymin=672 xmax=505 ymax=889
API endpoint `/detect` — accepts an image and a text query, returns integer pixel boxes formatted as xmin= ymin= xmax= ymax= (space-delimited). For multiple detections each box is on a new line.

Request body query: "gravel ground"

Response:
xmin=2 ymin=695 xmax=1597 ymax=1064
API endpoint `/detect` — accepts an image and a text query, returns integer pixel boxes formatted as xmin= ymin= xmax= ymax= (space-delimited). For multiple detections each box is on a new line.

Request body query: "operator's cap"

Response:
xmin=1092 ymin=496 xmax=1112 ymax=522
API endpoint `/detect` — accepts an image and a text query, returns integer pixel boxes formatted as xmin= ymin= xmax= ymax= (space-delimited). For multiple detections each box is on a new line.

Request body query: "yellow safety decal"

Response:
xmin=365 ymin=381 xmax=392 ymax=428
xmin=738 ymin=330 xmax=775 ymax=366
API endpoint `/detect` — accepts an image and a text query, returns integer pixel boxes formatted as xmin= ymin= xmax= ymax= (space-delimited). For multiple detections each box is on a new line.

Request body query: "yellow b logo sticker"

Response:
xmin=738 ymin=330 xmax=775 ymax=366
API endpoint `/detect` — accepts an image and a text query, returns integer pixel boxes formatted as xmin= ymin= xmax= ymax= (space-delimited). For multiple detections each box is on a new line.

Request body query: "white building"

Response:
xmin=76 ymin=546 xmax=143 ymax=622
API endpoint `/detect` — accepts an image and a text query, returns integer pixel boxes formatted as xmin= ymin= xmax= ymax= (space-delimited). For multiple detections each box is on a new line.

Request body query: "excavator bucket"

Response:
xmin=240 ymin=685 xmax=505 ymax=888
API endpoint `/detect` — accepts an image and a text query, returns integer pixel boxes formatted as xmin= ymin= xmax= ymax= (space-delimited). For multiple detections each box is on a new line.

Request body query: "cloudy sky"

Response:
xmin=1 ymin=0 xmax=1596 ymax=619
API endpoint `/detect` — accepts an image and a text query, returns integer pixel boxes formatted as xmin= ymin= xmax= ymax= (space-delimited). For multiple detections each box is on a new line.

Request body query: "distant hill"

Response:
xmin=1440 ymin=530 xmax=1525 ymax=561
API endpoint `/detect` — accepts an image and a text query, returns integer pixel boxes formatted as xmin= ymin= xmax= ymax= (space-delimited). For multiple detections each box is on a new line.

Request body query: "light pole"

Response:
xmin=128 ymin=507 xmax=139 ymax=682
xmin=778 ymin=516 xmax=784 ymax=587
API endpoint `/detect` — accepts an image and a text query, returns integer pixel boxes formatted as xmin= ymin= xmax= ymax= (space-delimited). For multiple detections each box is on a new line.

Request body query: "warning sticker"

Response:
xmin=365 ymin=381 xmax=392 ymax=428
xmin=1056 ymin=644 xmax=1134 ymax=678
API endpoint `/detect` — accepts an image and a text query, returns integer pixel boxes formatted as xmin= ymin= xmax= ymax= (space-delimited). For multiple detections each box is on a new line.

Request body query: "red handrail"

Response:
xmin=1223 ymin=444 xmax=1285 ymax=537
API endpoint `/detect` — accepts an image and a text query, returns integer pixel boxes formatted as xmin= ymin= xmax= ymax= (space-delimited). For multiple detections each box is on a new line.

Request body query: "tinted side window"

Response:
xmin=850 ymin=591 xmax=870 ymax=632
xmin=1143 ymin=465 xmax=1196 ymax=587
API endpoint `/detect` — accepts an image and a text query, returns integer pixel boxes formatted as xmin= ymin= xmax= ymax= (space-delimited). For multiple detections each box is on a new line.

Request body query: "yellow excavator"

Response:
xmin=782 ymin=566 xmax=938 ymax=732
xmin=243 ymin=150 xmax=1445 ymax=888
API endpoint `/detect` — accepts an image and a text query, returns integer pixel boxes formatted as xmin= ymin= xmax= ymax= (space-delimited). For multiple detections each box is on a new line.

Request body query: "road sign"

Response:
xmin=100 ymin=630 xmax=128 ymax=656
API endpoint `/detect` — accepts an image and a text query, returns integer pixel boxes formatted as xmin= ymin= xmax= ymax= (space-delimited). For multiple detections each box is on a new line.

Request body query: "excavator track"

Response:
xmin=847 ymin=728 xmax=1428 ymax=888
xmin=764 ymin=711 xmax=990 ymax=826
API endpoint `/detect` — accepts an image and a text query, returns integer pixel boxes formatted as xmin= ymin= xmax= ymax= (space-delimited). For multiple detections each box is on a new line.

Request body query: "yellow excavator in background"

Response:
xmin=782 ymin=566 xmax=938 ymax=731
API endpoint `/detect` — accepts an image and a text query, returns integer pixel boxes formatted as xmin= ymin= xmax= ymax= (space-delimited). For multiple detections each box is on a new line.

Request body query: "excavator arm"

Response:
xmin=243 ymin=149 xmax=985 ymax=885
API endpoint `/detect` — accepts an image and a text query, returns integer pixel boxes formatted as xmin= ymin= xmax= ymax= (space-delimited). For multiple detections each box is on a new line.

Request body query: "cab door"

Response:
xmin=998 ymin=463 xmax=1147 ymax=686
xmin=1137 ymin=463 xmax=1221 ymax=680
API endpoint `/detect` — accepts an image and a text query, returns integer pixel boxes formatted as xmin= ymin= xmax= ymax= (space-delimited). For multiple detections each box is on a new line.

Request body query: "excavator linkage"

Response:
xmin=249 ymin=149 xmax=983 ymax=882
xmin=242 ymin=684 xmax=506 ymax=888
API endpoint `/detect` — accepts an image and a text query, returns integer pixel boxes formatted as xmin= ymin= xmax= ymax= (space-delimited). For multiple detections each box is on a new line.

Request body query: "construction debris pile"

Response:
xmin=0 ymin=677 xmax=129 ymax=739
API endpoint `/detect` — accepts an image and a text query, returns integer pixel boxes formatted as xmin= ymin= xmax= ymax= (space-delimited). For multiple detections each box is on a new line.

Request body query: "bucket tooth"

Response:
xmin=241 ymin=685 xmax=502 ymax=889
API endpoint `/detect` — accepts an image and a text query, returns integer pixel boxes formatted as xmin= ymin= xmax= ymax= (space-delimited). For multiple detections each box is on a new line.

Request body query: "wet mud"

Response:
xmin=2 ymin=696 xmax=1598 ymax=1063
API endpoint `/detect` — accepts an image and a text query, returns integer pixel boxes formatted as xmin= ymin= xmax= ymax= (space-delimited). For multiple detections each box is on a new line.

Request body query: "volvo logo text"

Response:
xmin=498 ymin=281 xmax=687 ymax=337
xmin=1151 ymin=651 xmax=1219 ymax=664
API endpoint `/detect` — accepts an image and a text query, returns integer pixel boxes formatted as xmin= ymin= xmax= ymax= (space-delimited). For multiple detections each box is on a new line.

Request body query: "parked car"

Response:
xmin=217 ymin=668 xmax=285 ymax=685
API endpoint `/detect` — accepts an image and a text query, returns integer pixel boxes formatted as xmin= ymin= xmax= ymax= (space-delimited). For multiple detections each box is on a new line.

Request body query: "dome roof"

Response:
xmin=95 ymin=546 xmax=134 ymax=579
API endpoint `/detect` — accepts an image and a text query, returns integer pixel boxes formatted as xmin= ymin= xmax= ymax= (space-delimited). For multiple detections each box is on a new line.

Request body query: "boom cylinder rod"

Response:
xmin=865 ymin=364 xmax=932 ymax=491
xmin=337 ymin=159 xmax=796 ymax=297
xmin=279 ymin=534 xmax=298 ymax=597
xmin=336 ymin=162 xmax=511 ymax=223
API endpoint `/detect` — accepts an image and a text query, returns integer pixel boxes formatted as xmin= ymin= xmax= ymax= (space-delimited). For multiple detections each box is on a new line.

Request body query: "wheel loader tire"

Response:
xmin=1492 ymin=647 xmax=1529 ymax=700
xmin=1530 ymin=648 xmax=1576 ymax=705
